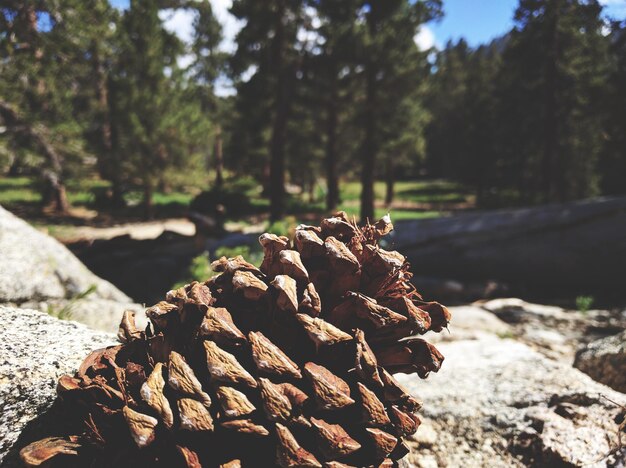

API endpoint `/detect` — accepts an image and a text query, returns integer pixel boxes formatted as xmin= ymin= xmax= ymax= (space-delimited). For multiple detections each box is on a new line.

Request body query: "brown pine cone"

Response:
xmin=20 ymin=213 xmax=450 ymax=468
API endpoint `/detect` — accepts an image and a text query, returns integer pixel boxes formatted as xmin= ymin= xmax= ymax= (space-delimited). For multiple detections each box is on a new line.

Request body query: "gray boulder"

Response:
xmin=20 ymin=298 xmax=147 ymax=333
xmin=398 ymin=335 xmax=626 ymax=467
xmin=574 ymin=330 xmax=626 ymax=393
xmin=0 ymin=206 xmax=145 ymax=332
xmin=0 ymin=205 xmax=130 ymax=304
xmin=0 ymin=306 xmax=116 ymax=465
xmin=391 ymin=196 xmax=626 ymax=299
xmin=481 ymin=298 xmax=626 ymax=362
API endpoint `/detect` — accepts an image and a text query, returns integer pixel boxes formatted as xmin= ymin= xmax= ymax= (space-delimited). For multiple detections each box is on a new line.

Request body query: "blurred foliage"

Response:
xmin=0 ymin=0 xmax=625 ymax=223
xmin=46 ymin=284 xmax=97 ymax=320
xmin=576 ymin=295 xmax=595 ymax=314
xmin=172 ymin=244 xmax=263 ymax=290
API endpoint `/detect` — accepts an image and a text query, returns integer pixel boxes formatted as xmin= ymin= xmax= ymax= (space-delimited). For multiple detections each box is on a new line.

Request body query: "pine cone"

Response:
xmin=21 ymin=213 xmax=450 ymax=467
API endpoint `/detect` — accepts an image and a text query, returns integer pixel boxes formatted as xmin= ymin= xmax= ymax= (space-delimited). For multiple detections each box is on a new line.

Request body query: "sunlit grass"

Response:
xmin=340 ymin=180 xmax=470 ymax=204
xmin=338 ymin=205 xmax=442 ymax=221
xmin=0 ymin=176 xmax=464 ymax=224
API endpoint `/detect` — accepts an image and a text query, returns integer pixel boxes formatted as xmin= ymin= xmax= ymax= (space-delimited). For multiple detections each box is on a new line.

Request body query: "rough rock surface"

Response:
xmin=0 ymin=205 xmax=130 ymax=304
xmin=20 ymin=298 xmax=147 ymax=332
xmin=574 ymin=330 xmax=626 ymax=393
xmin=391 ymin=196 xmax=626 ymax=300
xmin=0 ymin=206 xmax=145 ymax=332
xmin=430 ymin=304 xmax=512 ymax=343
xmin=481 ymin=298 xmax=626 ymax=361
xmin=399 ymin=335 xmax=626 ymax=467
xmin=0 ymin=306 xmax=116 ymax=464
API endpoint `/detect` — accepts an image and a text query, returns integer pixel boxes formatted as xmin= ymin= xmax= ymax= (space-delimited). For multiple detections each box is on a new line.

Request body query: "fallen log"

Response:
xmin=390 ymin=196 xmax=626 ymax=303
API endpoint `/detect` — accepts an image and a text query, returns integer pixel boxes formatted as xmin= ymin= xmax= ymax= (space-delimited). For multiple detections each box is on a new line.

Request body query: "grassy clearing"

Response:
xmin=338 ymin=205 xmax=442 ymax=221
xmin=0 ymin=177 xmax=41 ymax=204
xmin=0 ymin=176 xmax=198 ymax=216
xmin=0 ymin=175 xmax=470 ymax=228
xmin=340 ymin=180 xmax=470 ymax=204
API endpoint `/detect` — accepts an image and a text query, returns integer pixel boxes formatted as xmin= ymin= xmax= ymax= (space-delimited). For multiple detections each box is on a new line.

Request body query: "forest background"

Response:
xmin=1 ymin=0 xmax=625 ymax=231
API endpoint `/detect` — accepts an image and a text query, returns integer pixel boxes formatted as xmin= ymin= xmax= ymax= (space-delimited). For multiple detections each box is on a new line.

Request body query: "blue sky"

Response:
xmin=430 ymin=0 xmax=519 ymax=47
xmin=110 ymin=0 xmax=626 ymax=51
xmin=429 ymin=0 xmax=626 ymax=48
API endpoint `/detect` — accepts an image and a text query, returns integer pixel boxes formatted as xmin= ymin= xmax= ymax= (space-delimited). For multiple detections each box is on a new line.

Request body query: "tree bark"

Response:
xmin=0 ymin=100 xmax=69 ymax=213
xmin=20 ymin=4 xmax=69 ymax=213
xmin=542 ymin=0 xmax=560 ymax=204
xmin=325 ymin=65 xmax=339 ymax=212
xmin=214 ymin=124 xmax=224 ymax=188
xmin=93 ymin=44 xmax=124 ymax=207
xmin=143 ymin=179 xmax=154 ymax=220
xmin=360 ymin=59 xmax=377 ymax=223
xmin=269 ymin=0 xmax=288 ymax=222
xmin=42 ymin=171 xmax=70 ymax=213
xmin=385 ymin=156 xmax=394 ymax=206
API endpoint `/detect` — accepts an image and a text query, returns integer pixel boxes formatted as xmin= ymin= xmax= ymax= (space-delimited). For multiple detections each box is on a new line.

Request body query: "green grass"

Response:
xmin=0 ymin=176 xmax=197 ymax=214
xmin=338 ymin=205 xmax=442 ymax=221
xmin=172 ymin=244 xmax=264 ymax=289
xmin=576 ymin=295 xmax=594 ymax=314
xmin=0 ymin=177 xmax=41 ymax=204
xmin=0 ymin=175 xmax=468 ymax=225
xmin=152 ymin=192 xmax=194 ymax=206
xmin=340 ymin=180 xmax=470 ymax=204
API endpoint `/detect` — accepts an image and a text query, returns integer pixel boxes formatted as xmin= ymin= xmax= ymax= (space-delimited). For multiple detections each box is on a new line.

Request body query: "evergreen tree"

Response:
xmin=425 ymin=39 xmax=502 ymax=205
xmin=600 ymin=20 xmax=626 ymax=195
xmin=311 ymin=0 xmax=361 ymax=211
xmin=424 ymin=40 xmax=471 ymax=179
xmin=500 ymin=0 xmax=608 ymax=203
xmin=189 ymin=0 xmax=227 ymax=188
xmin=70 ymin=0 xmax=122 ymax=206
xmin=109 ymin=0 xmax=189 ymax=218
xmin=355 ymin=0 xmax=442 ymax=222
xmin=0 ymin=0 xmax=86 ymax=212
xmin=230 ymin=0 xmax=306 ymax=222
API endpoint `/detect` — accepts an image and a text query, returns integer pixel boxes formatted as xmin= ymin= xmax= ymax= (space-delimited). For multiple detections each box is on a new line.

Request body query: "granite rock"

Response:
xmin=0 ymin=205 xmax=130 ymax=304
xmin=574 ymin=330 xmax=626 ymax=393
xmin=0 ymin=306 xmax=116 ymax=464
xmin=399 ymin=335 xmax=626 ymax=467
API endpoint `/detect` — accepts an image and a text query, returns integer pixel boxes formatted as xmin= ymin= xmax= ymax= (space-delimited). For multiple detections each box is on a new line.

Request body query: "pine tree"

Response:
xmin=600 ymin=20 xmax=626 ymax=195
xmin=500 ymin=0 xmax=609 ymax=203
xmin=230 ymin=0 xmax=306 ymax=222
xmin=0 ymin=0 xmax=86 ymax=213
xmin=424 ymin=40 xmax=471 ymax=180
xmin=425 ymin=39 xmax=502 ymax=205
xmin=355 ymin=0 xmax=442 ymax=222
xmin=189 ymin=0 xmax=227 ymax=188
xmin=312 ymin=0 xmax=361 ymax=212
xmin=67 ymin=0 xmax=123 ymax=206
xmin=109 ymin=0 xmax=186 ymax=218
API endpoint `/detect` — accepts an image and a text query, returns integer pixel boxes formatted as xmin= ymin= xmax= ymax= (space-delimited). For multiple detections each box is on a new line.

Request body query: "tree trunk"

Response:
xmin=325 ymin=66 xmax=339 ymax=212
xmin=214 ymin=125 xmax=224 ymax=188
xmin=143 ymin=180 xmax=154 ymax=220
xmin=0 ymin=100 xmax=70 ymax=214
xmin=94 ymin=45 xmax=124 ymax=207
xmin=392 ymin=197 xmax=626 ymax=303
xmin=542 ymin=1 xmax=559 ymax=204
xmin=308 ymin=175 xmax=315 ymax=203
xmin=269 ymin=0 xmax=288 ymax=222
xmin=22 ymin=4 xmax=69 ymax=214
xmin=385 ymin=156 xmax=394 ymax=206
xmin=53 ymin=182 xmax=69 ymax=213
xmin=41 ymin=170 xmax=70 ymax=213
xmin=360 ymin=60 xmax=377 ymax=223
